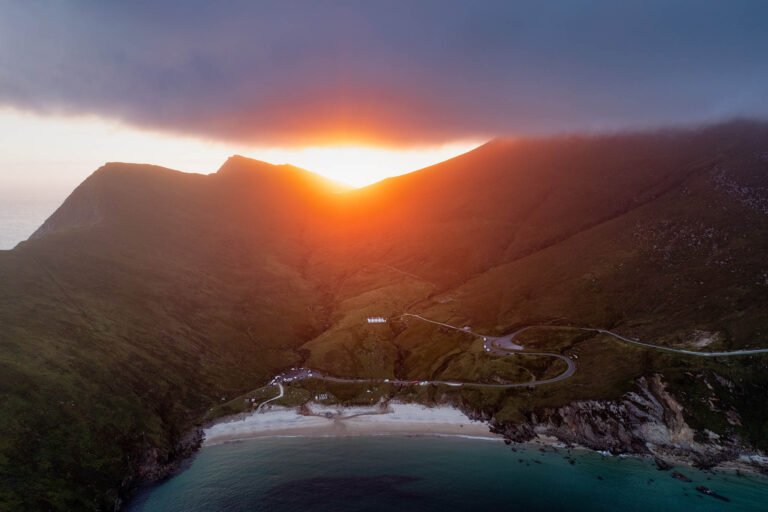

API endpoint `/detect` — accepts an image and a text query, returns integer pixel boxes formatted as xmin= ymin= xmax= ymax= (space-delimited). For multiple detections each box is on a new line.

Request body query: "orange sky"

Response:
xmin=0 ymin=108 xmax=482 ymax=192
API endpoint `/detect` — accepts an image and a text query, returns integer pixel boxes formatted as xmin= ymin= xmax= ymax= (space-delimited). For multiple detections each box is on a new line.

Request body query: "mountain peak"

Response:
xmin=216 ymin=155 xmax=279 ymax=175
xmin=216 ymin=154 xmax=350 ymax=193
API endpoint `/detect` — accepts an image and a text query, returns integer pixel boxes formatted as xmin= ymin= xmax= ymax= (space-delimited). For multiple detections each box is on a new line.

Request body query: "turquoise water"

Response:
xmin=130 ymin=437 xmax=768 ymax=511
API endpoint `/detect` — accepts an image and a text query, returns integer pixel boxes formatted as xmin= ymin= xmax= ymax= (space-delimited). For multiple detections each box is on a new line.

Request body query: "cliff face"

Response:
xmin=490 ymin=374 xmax=766 ymax=472
xmin=111 ymin=428 xmax=203 ymax=511
xmin=134 ymin=428 xmax=204 ymax=483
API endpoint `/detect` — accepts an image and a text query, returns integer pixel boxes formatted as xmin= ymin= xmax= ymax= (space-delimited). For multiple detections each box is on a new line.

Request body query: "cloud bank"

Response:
xmin=1 ymin=0 xmax=767 ymax=145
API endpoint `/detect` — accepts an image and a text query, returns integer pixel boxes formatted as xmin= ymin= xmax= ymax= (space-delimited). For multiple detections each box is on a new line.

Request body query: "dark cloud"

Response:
xmin=1 ymin=0 xmax=767 ymax=145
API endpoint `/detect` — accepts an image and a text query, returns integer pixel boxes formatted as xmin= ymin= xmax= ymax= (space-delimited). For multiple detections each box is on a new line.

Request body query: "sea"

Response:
xmin=128 ymin=436 xmax=768 ymax=512
xmin=0 ymin=195 xmax=63 ymax=250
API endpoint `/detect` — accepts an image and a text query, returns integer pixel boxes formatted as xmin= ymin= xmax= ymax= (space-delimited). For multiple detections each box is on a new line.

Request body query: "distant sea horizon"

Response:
xmin=0 ymin=194 xmax=64 ymax=250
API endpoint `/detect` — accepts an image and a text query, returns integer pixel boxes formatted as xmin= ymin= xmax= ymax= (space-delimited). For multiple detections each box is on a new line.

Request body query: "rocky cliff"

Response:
xmin=489 ymin=374 xmax=768 ymax=473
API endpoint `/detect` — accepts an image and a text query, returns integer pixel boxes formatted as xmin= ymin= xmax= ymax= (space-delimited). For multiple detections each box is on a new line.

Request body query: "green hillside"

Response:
xmin=1 ymin=121 xmax=767 ymax=509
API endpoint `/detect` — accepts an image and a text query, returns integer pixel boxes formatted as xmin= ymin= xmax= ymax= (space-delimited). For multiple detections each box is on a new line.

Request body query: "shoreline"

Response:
xmin=202 ymin=401 xmax=768 ymax=478
xmin=506 ymin=433 xmax=768 ymax=478
xmin=203 ymin=402 xmax=501 ymax=446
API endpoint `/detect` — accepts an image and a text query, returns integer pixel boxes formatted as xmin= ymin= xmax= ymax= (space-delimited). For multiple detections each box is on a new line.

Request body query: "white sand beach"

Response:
xmin=203 ymin=402 xmax=500 ymax=446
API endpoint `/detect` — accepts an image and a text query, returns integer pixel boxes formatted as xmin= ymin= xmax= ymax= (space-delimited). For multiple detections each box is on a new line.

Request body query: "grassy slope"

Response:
xmin=0 ymin=159 xmax=341 ymax=509
xmin=0 ymin=122 xmax=767 ymax=509
xmin=302 ymin=120 xmax=768 ymax=449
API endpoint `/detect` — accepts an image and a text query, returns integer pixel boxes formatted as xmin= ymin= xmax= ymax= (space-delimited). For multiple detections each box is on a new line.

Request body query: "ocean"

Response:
xmin=128 ymin=436 xmax=768 ymax=512
xmin=0 ymin=195 xmax=62 ymax=250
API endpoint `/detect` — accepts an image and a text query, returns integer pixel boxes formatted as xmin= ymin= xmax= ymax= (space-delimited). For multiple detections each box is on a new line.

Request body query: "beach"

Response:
xmin=203 ymin=402 xmax=500 ymax=445
xmin=202 ymin=400 xmax=768 ymax=476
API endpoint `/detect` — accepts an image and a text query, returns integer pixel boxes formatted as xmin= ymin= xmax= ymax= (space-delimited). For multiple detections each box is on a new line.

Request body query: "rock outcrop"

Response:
xmin=115 ymin=428 xmax=204 ymax=510
xmin=490 ymin=374 xmax=767 ymax=472
xmin=135 ymin=428 xmax=204 ymax=482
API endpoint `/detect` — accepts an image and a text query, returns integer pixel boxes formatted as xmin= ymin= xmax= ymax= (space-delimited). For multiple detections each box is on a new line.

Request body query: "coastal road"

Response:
xmin=256 ymin=382 xmax=284 ymax=412
xmin=401 ymin=313 xmax=524 ymax=351
xmin=472 ymin=322 xmax=768 ymax=358
xmin=291 ymin=353 xmax=575 ymax=389
xmin=403 ymin=314 xmax=768 ymax=358
xmin=588 ymin=328 xmax=768 ymax=357
xmin=261 ymin=316 xmax=768 ymax=399
xmin=270 ymin=316 xmax=576 ymax=391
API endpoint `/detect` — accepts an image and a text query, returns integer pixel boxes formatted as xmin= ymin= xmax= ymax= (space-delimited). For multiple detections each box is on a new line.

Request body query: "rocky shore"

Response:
xmin=116 ymin=428 xmax=204 ymax=510
xmin=124 ymin=372 xmax=767 ymax=509
xmin=483 ymin=374 xmax=768 ymax=475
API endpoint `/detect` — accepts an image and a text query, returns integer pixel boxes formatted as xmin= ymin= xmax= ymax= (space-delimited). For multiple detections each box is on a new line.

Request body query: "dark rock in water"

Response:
xmin=504 ymin=439 xmax=512 ymax=445
xmin=597 ymin=476 xmax=604 ymax=480
xmin=695 ymin=485 xmax=730 ymax=502
xmin=671 ymin=471 xmax=692 ymax=483
xmin=655 ymin=458 xmax=673 ymax=471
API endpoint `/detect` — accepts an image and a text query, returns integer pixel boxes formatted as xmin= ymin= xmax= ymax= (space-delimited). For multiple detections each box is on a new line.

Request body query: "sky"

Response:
xmin=1 ymin=1 xmax=767 ymax=233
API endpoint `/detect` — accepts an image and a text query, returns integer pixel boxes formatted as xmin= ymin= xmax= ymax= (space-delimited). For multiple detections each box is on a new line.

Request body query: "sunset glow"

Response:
xmin=249 ymin=143 xmax=481 ymax=187
xmin=0 ymin=108 xmax=481 ymax=193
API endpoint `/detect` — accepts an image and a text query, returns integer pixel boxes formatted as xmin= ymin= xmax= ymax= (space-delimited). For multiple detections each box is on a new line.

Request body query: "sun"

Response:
xmin=246 ymin=142 xmax=483 ymax=188
xmin=0 ymin=107 xmax=483 ymax=192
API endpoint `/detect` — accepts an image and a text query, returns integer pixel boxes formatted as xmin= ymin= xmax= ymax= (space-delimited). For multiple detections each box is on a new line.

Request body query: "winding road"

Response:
xmin=403 ymin=314 xmax=768 ymax=357
xmin=588 ymin=327 xmax=768 ymax=357
xmin=256 ymin=382 xmax=284 ymax=411
xmin=259 ymin=315 xmax=768 ymax=401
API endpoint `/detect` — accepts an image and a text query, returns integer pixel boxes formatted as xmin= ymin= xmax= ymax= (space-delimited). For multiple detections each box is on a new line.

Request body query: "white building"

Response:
xmin=367 ymin=316 xmax=387 ymax=324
